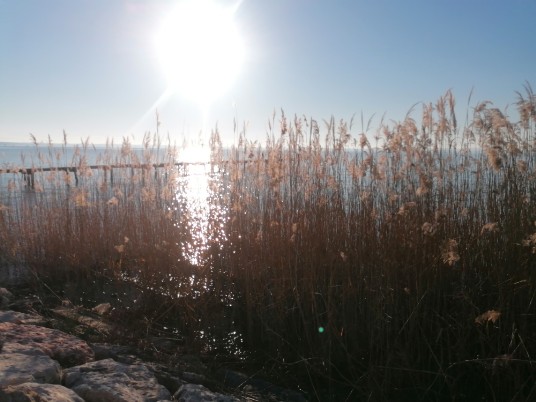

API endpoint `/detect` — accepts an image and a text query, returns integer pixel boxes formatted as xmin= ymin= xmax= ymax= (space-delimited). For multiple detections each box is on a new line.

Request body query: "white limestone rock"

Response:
xmin=0 ymin=322 xmax=94 ymax=366
xmin=0 ymin=382 xmax=85 ymax=402
xmin=0 ymin=310 xmax=47 ymax=325
xmin=0 ymin=287 xmax=13 ymax=308
xmin=91 ymin=302 xmax=112 ymax=316
xmin=0 ymin=353 xmax=61 ymax=387
xmin=63 ymin=358 xmax=172 ymax=402
xmin=175 ymin=384 xmax=240 ymax=402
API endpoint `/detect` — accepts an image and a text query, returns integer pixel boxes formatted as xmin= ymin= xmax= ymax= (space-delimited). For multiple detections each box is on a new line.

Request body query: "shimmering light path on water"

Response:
xmin=173 ymin=162 xmax=229 ymax=266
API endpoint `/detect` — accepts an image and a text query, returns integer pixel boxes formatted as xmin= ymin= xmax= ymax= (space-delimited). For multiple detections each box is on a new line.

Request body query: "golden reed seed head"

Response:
xmin=107 ymin=196 xmax=119 ymax=206
xmin=475 ymin=310 xmax=501 ymax=325
xmin=485 ymin=147 xmax=503 ymax=171
xmin=441 ymin=239 xmax=460 ymax=266
xmin=522 ymin=233 xmax=536 ymax=254
xmin=517 ymin=160 xmax=528 ymax=173
xmin=480 ymin=222 xmax=499 ymax=235
xmin=421 ymin=222 xmax=437 ymax=236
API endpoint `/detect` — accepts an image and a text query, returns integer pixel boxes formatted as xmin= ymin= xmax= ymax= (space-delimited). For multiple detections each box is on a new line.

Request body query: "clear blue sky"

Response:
xmin=1 ymin=0 xmax=535 ymax=146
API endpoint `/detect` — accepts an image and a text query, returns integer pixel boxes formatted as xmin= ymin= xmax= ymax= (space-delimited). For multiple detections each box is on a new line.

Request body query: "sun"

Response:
xmin=155 ymin=0 xmax=244 ymax=107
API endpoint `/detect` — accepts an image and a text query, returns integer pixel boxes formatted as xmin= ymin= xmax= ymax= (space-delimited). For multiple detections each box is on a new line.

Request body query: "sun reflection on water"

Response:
xmin=168 ymin=154 xmax=246 ymax=356
xmin=173 ymin=161 xmax=228 ymax=266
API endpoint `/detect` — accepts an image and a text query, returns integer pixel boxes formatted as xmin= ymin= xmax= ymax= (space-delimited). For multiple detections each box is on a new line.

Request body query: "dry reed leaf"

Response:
xmin=99 ymin=181 xmax=108 ymax=193
xmin=475 ymin=310 xmax=501 ymax=325
xmin=522 ymin=233 xmax=536 ymax=254
xmin=255 ymin=229 xmax=262 ymax=243
xmin=80 ymin=167 xmax=93 ymax=178
xmin=232 ymin=202 xmax=242 ymax=213
xmin=63 ymin=171 xmax=73 ymax=185
xmin=517 ymin=160 xmax=528 ymax=173
xmin=388 ymin=193 xmax=399 ymax=204
xmin=396 ymin=205 xmax=408 ymax=216
xmin=72 ymin=190 xmax=88 ymax=207
xmin=114 ymin=244 xmax=125 ymax=253
xmin=435 ymin=208 xmax=448 ymax=221
xmin=480 ymin=222 xmax=499 ymax=235
xmin=0 ymin=204 xmax=9 ymax=211
xmin=327 ymin=175 xmax=338 ymax=190
xmin=397 ymin=202 xmax=416 ymax=216
xmin=416 ymin=186 xmax=428 ymax=196
xmin=442 ymin=251 xmax=460 ymax=266
xmin=441 ymin=239 xmax=460 ymax=266
xmin=45 ymin=171 xmax=56 ymax=183
xmin=421 ymin=222 xmax=437 ymax=236
xmin=360 ymin=192 xmax=371 ymax=203
xmin=107 ymin=196 xmax=119 ymax=206
xmin=141 ymin=187 xmax=156 ymax=202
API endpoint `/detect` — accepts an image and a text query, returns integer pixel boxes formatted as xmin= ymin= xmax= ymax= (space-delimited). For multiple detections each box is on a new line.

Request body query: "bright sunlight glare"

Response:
xmin=155 ymin=0 xmax=245 ymax=107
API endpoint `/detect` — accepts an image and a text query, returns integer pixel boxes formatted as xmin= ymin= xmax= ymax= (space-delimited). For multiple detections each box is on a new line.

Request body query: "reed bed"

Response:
xmin=1 ymin=86 xmax=536 ymax=400
xmin=216 ymin=86 xmax=536 ymax=400
xmin=0 ymin=133 xmax=202 ymax=320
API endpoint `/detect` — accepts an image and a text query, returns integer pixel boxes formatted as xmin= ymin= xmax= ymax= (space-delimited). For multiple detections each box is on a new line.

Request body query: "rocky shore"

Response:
xmin=0 ymin=287 xmax=307 ymax=402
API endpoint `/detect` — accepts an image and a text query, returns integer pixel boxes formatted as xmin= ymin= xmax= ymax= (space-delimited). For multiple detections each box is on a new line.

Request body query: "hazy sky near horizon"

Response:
xmin=1 ymin=0 xmax=535 ymax=146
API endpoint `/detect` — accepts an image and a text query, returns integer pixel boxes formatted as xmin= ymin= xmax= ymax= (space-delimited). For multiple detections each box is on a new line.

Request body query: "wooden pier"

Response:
xmin=0 ymin=158 xmax=270 ymax=189
xmin=0 ymin=162 xmax=208 ymax=189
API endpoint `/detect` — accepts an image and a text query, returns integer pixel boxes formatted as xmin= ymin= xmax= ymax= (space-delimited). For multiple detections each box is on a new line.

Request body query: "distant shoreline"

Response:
xmin=0 ymin=142 xmax=122 ymax=148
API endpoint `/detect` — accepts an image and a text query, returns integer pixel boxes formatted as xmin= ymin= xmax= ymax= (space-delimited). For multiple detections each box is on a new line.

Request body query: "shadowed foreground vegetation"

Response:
xmin=1 ymin=86 xmax=536 ymax=400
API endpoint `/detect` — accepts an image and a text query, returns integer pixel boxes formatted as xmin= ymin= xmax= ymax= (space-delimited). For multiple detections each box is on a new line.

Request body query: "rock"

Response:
xmin=91 ymin=302 xmax=112 ymax=316
xmin=175 ymin=354 xmax=207 ymax=374
xmin=90 ymin=342 xmax=135 ymax=360
xmin=174 ymin=384 xmax=240 ymax=402
xmin=0 ymin=310 xmax=47 ymax=325
xmin=115 ymin=354 xmax=144 ymax=365
xmin=0 ymin=287 xmax=13 ymax=308
xmin=150 ymin=336 xmax=184 ymax=354
xmin=51 ymin=306 xmax=116 ymax=335
xmin=218 ymin=369 xmax=248 ymax=389
xmin=0 ymin=382 xmax=85 ymax=402
xmin=144 ymin=361 xmax=185 ymax=395
xmin=63 ymin=358 xmax=172 ymax=402
xmin=62 ymin=299 xmax=74 ymax=308
xmin=1 ymin=342 xmax=51 ymax=355
xmin=3 ymin=292 xmax=43 ymax=315
xmin=181 ymin=371 xmax=207 ymax=385
xmin=0 ymin=353 xmax=61 ymax=386
xmin=0 ymin=322 xmax=94 ymax=366
xmin=0 ymin=290 xmax=305 ymax=402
